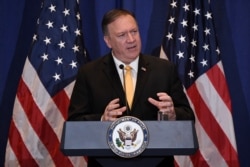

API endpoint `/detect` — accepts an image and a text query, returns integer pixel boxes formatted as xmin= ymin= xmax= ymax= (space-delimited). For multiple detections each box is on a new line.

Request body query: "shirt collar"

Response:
xmin=112 ymin=53 xmax=139 ymax=73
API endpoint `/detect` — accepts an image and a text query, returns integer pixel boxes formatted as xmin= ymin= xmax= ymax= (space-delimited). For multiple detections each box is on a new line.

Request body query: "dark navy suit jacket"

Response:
xmin=68 ymin=53 xmax=194 ymax=121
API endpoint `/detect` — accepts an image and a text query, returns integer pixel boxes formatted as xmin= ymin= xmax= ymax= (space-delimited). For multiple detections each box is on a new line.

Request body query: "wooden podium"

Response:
xmin=61 ymin=121 xmax=198 ymax=166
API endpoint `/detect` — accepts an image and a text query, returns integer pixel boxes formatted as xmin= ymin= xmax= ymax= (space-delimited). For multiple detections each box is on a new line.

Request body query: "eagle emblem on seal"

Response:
xmin=116 ymin=124 xmax=138 ymax=149
xmin=107 ymin=116 xmax=149 ymax=158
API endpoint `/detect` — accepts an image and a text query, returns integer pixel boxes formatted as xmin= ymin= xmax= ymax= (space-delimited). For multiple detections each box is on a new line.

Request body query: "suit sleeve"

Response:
xmin=67 ymin=67 xmax=102 ymax=121
xmin=168 ymin=64 xmax=195 ymax=121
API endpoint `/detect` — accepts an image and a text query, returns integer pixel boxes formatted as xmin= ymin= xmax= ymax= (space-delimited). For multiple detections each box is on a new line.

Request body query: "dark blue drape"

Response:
xmin=1 ymin=0 xmax=250 ymax=166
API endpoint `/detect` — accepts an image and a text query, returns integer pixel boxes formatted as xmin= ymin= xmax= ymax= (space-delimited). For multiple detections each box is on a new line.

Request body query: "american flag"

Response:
xmin=160 ymin=0 xmax=240 ymax=166
xmin=5 ymin=0 xmax=88 ymax=166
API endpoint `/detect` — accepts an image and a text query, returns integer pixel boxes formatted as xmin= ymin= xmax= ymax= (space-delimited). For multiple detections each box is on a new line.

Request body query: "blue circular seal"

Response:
xmin=107 ymin=116 xmax=149 ymax=158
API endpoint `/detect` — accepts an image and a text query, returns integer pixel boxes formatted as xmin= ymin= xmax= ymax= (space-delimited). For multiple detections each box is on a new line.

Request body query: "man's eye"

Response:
xmin=118 ymin=34 xmax=125 ymax=37
xmin=133 ymin=30 xmax=138 ymax=33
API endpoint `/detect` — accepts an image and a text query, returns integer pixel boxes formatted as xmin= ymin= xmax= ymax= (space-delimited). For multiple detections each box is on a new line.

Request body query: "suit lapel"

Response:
xmin=132 ymin=55 xmax=150 ymax=110
xmin=101 ymin=54 xmax=127 ymax=106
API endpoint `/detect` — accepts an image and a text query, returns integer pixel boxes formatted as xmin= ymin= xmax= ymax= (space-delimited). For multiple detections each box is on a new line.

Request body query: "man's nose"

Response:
xmin=126 ymin=33 xmax=135 ymax=42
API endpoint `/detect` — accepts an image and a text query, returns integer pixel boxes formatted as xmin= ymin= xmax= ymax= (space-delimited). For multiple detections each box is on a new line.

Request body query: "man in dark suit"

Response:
xmin=68 ymin=9 xmax=195 ymax=167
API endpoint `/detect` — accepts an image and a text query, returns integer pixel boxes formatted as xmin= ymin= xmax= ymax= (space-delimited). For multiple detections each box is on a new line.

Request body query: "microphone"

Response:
xmin=119 ymin=64 xmax=130 ymax=116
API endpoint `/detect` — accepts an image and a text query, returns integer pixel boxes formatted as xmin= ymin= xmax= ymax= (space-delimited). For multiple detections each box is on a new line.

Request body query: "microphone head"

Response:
xmin=119 ymin=64 xmax=124 ymax=69
xmin=141 ymin=67 xmax=146 ymax=71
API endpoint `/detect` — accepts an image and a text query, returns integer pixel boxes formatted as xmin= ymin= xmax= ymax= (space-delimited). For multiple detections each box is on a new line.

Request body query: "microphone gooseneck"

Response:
xmin=119 ymin=64 xmax=129 ymax=116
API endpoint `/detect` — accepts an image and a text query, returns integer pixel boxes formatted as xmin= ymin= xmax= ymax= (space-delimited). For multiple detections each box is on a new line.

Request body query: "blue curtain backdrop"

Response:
xmin=0 ymin=0 xmax=249 ymax=166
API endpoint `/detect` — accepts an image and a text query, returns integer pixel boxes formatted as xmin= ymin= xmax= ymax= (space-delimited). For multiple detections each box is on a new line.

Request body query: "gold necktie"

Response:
xmin=125 ymin=65 xmax=134 ymax=109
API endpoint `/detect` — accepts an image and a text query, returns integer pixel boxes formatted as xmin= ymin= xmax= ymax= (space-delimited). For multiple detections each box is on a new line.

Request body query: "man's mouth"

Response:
xmin=127 ymin=45 xmax=136 ymax=50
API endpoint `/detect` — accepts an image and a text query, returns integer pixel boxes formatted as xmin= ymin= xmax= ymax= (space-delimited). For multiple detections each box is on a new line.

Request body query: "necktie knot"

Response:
xmin=125 ymin=65 xmax=132 ymax=71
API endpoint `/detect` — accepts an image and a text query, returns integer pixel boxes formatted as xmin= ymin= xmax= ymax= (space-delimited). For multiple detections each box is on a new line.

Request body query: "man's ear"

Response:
xmin=104 ymin=36 xmax=111 ymax=48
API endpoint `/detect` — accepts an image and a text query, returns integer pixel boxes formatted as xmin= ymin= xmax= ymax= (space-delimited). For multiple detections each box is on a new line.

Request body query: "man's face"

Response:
xmin=104 ymin=15 xmax=142 ymax=64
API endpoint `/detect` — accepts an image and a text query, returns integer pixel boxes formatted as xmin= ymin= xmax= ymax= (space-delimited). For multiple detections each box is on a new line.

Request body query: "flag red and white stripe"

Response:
xmin=177 ymin=61 xmax=238 ymax=167
xmin=5 ymin=59 xmax=86 ymax=166
xmin=5 ymin=0 xmax=88 ymax=166
xmin=160 ymin=0 xmax=240 ymax=166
